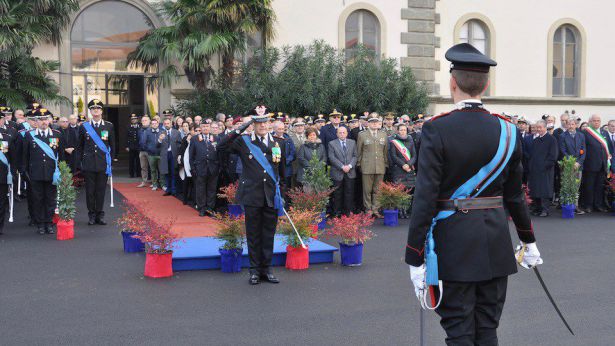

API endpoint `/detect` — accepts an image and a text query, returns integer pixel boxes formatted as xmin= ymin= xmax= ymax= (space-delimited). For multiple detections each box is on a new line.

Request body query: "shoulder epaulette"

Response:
xmin=491 ymin=113 xmax=513 ymax=123
xmin=430 ymin=111 xmax=451 ymax=122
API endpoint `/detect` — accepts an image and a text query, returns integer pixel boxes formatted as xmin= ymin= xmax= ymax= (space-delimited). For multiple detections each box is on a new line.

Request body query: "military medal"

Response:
xmin=101 ymin=130 xmax=109 ymax=140
xmin=49 ymin=138 xmax=58 ymax=149
xmin=272 ymin=142 xmax=281 ymax=163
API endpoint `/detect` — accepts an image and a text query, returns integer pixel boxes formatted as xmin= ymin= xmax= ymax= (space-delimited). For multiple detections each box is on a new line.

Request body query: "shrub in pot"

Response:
xmin=278 ymin=208 xmax=320 ymax=270
xmin=301 ymin=154 xmax=333 ymax=229
xmin=213 ymin=213 xmax=246 ymax=273
xmin=132 ymin=217 xmax=179 ymax=278
xmin=56 ymin=162 xmax=76 ymax=240
xmin=116 ymin=201 xmax=145 ymax=253
xmin=326 ymin=213 xmax=375 ymax=266
xmin=218 ymin=182 xmax=243 ymax=217
xmin=376 ymin=182 xmax=412 ymax=226
xmin=559 ymin=156 xmax=581 ymax=219
xmin=287 ymin=187 xmax=332 ymax=231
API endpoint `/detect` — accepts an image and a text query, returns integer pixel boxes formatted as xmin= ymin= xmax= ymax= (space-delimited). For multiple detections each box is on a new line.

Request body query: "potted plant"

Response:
xmin=376 ymin=182 xmax=412 ymax=226
xmin=132 ymin=217 xmax=179 ymax=278
xmin=287 ymin=187 xmax=332 ymax=233
xmin=56 ymin=161 xmax=76 ymax=240
xmin=559 ymin=156 xmax=581 ymax=219
xmin=278 ymin=207 xmax=320 ymax=270
xmin=218 ymin=182 xmax=242 ymax=217
xmin=213 ymin=213 xmax=246 ymax=273
xmin=326 ymin=213 xmax=375 ymax=266
xmin=116 ymin=201 xmax=145 ymax=253
xmin=302 ymin=154 xmax=333 ymax=229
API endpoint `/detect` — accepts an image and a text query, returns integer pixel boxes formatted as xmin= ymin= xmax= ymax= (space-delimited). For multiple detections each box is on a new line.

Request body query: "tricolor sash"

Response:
xmin=241 ymin=135 xmax=284 ymax=215
xmin=32 ymin=134 xmax=60 ymax=185
xmin=391 ymin=139 xmax=411 ymax=161
xmin=82 ymin=122 xmax=112 ymax=176
xmin=585 ymin=127 xmax=611 ymax=171
xmin=425 ymin=118 xmax=516 ymax=286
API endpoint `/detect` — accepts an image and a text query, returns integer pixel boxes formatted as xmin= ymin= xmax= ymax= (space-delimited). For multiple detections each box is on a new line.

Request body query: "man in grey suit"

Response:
xmin=328 ymin=126 xmax=357 ymax=216
xmin=159 ymin=118 xmax=182 ymax=196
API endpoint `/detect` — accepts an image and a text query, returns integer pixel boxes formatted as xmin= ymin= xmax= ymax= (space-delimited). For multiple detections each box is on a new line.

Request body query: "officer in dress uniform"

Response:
xmin=0 ymin=111 xmax=15 ymax=235
xmin=16 ymin=111 xmax=38 ymax=217
xmin=189 ymin=120 xmax=220 ymax=216
xmin=21 ymin=109 xmax=63 ymax=235
xmin=126 ymin=114 xmax=141 ymax=178
xmin=406 ymin=44 xmax=543 ymax=345
xmin=218 ymin=105 xmax=285 ymax=285
xmin=76 ymin=99 xmax=115 ymax=225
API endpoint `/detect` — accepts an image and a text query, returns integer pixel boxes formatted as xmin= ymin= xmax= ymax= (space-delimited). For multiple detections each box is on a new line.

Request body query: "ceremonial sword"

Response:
xmin=516 ymin=245 xmax=575 ymax=336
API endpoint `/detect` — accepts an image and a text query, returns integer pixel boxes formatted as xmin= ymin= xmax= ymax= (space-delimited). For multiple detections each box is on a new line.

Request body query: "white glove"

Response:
xmin=409 ymin=264 xmax=425 ymax=300
xmin=515 ymin=242 xmax=543 ymax=269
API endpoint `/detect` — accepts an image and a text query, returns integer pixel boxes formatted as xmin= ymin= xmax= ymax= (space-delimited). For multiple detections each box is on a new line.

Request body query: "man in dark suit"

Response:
xmin=76 ymin=99 xmax=115 ymax=225
xmin=21 ymin=109 xmax=63 ymax=235
xmin=527 ymin=120 xmax=559 ymax=217
xmin=406 ymin=44 xmax=541 ymax=345
xmin=559 ymin=118 xmax=586 ymax=167
xmin=580 ymin=114 xmax=610 ymax=212
xmin=189 ymin=121 xmax=220 ymax=216
xmin=218 ymin=106 xmax=285 ymax=285
xmin=328 ymin=126 xmax=357 ymax=217
xmin=159 ymin=117 xmax=182 ymax=196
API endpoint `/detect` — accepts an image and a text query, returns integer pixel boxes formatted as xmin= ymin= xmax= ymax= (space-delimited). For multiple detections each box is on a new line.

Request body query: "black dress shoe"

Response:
xmin=260 ymin=273 xmax=280 ymax=284
xmin=249 ymin=274 xmax=260 ymax=285
xmin=45 ymin=224 xmax=55 ymax=234
xmin=96 ymin=218 xmax=107 ymax=225
xmin=595 ymin=207 xmax=609 ymax=213
xmin=37 ymin=227 xmax=45 ymax=235
xmin=88 ymin=216 xmax=96 ymax=225
xmin=538 ymin=211 xmax=549 ymax=217
xmin=199 ymin=210 xmax=206 ymax=217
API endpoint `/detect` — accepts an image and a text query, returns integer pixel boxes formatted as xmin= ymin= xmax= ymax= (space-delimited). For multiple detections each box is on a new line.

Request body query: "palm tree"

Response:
xmin=0 ymin=0 xmax=79 ymax=108
xmin=128 ymin=0 xmax=276 ymax=92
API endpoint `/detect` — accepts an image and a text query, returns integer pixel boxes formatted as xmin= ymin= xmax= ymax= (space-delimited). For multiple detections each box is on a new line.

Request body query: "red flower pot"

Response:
xmin=52 ymin=214 xmax=59 ymax=224
xmin=144 ymin=252 xmax=173 ymax=278
xmin=285 ymin=245 xmax=309 ymax=270
xmin=56 ymin=219 xmax=74 ymax=240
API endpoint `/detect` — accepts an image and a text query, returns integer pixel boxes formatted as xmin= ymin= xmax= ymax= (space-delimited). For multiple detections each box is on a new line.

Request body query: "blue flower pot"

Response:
xmin=121 ymin=231 xmax=144 ymax=253
xmin=219 ymin=248 xmax=243 ymax=273
xmin=228 ymin=204 xmax=243 ymax=218
xmin=383 ymin=209 xmax=399 ymax=226
xmin=339 ymin=242 xmax=364 ymax=266
xmin=561 ymin=204 xmax=575 ymax=219
xmin=318 ymin=211 xmax=327 ymax=230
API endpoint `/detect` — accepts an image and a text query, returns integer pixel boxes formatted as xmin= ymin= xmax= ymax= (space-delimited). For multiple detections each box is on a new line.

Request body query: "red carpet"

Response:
xmin=114 ymin=183 xmax=221 ymax=238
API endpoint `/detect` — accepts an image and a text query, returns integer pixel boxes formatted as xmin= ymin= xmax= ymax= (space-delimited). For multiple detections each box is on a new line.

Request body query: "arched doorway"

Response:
xmin=70 ymin=0 xmax=159 ymax=156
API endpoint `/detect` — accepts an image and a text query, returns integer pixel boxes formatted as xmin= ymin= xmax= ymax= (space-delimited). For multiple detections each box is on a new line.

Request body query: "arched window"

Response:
xmin=345 ymin=10 xmax=380 ymax=61
xmin=459 ymin=20 xmax=489 ymax=56
xmin=552 ymin=25 xmax=579 ymax=96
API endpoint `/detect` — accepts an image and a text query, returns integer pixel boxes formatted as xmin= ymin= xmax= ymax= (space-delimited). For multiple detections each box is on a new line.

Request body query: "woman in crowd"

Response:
xmin=179 ymin=121 xmax=190 ymax=139
xmin=178 ymin=124 xmax=198 ymax=206
xmin=296 ymin=127 xmax=326 ymax=186
xmin=174 ymin=116 xmax=184 ymax=130
xmin=580 ymin=122 xmax=588 ymax=131
xmin=388 ymin=123 xmax=417 ymax=218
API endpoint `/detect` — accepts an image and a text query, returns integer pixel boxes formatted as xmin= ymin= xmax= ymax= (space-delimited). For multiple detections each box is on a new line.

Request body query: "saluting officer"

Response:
xmin=76 ymin=99 xmax=115 ymax=225
xmin=21 ymin=109 xmax=63 ymax=235
xmin=0 ymin=111 xmax=15 ymax=235
xmin=125 ymin=114 xmax=141 ymax=178
xmin=218 ymin=105 xmax=285 ymax=285
xmin=405 ymin=44 xmax=543 ymax=345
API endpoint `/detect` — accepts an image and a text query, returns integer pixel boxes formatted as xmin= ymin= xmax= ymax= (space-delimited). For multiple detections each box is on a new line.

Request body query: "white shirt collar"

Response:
xmin=455 ymin=98 xmax=482 ymax=109
xmin=38 ymin=128 xmax=50 ymax=136
xmin=91 ymin=119 xmax=103 ymax=127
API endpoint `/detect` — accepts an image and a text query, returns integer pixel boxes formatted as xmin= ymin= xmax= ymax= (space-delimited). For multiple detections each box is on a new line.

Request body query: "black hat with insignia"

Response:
xmin=27 ymin=102 xmax=42 ymax=111
xmin=130 ymin=113 xmax=139 ymax=120
xmin=445 ymin=43 xmax=497 ymax=73
xmin=348 ymin=114 xmax=358 ymax=123
xmin=88 ymin=99 xmax=104 ymax=109
xmin=314 ymin=114 xmax=325 ymax=123
xmin=0 ymin=106 xmax=13 ymax=114
xmin=162 ymin=109 xmax=174 ymax=117
xmin=35 ymin=108 xmax=53 ymax=119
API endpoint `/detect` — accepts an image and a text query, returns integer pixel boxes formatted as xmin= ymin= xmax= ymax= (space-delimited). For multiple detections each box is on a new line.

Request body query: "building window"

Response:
xmin=345 ymin=10 xmax=380 ymax=61
xmin=552 ymin=25 xmax=579 ymax=96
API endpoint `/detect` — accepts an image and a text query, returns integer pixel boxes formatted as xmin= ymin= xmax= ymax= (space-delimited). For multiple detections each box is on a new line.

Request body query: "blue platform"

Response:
xmin=172 ymin=235 xmax=338 ymax=271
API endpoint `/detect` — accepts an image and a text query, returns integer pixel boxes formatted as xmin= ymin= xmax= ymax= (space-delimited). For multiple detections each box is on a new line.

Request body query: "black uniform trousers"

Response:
xmin=128 ymin=149 xmax=140 ymax=178
xmin=332 ymin=176 xmax=355 ymax=216
xmin=244 ymin=205 xmax=277 ymax=274
xmin=83 ymin=171 xmax=107 ymax=218
xmin=435 ymin=276 xmax=508 ymax=346
xmin=580 ymin=170 xmax=607 ymax=210
xmin=195 ymin=173 xmax=217 ymax=211
xmin=29 ymin=180 xmax=56 ymax=226
xmin=0 ymin=184 xmax=7 ymax=232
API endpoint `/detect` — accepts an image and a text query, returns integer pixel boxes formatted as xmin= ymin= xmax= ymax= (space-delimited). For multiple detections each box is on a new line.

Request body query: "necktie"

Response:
xmin=260 ymin=136 xmax=266 ymax=146
xmin=342 ymin=140 xmax=347 ymax=153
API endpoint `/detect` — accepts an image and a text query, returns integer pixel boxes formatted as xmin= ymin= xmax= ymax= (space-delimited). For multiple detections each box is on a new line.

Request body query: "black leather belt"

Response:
xmin=436 ymin=197 xmax=503 ymax=211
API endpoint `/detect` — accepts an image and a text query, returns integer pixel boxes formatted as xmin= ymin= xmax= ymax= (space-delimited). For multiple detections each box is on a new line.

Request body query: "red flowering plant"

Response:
xmin=278 ymin=207 xmax=321 ymax=248
xmin=325 ymin=212 xmax=375 ymax=245
xmin=218 ymin=182 xmax=239 ymax=204
xmin=213 ymin=212 xmax=246 ymax=250
xmin=376 ymin=182 xmax=412 ymax=211
xmin=132 ymin=217 xmax=180 ymax=254
xmin=115 ymin=200 xmax=144 ymax=234
xmin=287 ymin=187 xmax=334 ymax=213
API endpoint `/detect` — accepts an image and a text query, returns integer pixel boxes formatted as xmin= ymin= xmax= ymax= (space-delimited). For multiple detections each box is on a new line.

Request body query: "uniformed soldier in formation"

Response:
xmin=21 ymin=109 xmax=63 ymax=235
xmin=76 ymin=99 xmax=115 ymax=225
xmin=217 ymin=105 xmax=285 ymax=285
xmin=406 ymin=43 xmax=542 ymax=345
xmin=125 ymin=114 xmax=141 ymax=178
xmin=16 ymin=111 xmax=38 ymax=218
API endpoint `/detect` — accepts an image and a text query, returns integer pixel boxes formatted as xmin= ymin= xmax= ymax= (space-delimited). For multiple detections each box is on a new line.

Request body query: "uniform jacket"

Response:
xmin=21 ymin=128 xmax=63 ymax=181
xmin=76 ymin=120 xmax=115 ymax=173
xmin=357 ymin=129 xmax=388 ymax=174
xmin=528 ymin=134 xmax=558 ymax=198
xmin=388 ymin=134 xmax=417 ymax=184
xmin=559 ymin=131 xmax=586 ymax=168
xmin=582 ymin=128 xmax=609 ymax=173
xmin=217 ymin=132 xmax=285 ymax=208
xmin=158 ymin=127 xmax=182 ymax=175
xmin=126 ymin=124 xmax=141 ymax=150
xmin=189 ymin=133 xmax=220 ymax=177
xmin=296 ymin=141 xmax=326 ymax=183
xmin=319 ymin=124 xmax=348 ymax=153
xmin=349 ymin=126 xmax=365 ymax=142
xmin=328 ymin=138 xmax=357 ymax=181
xmin=405 ymin=103 xmax=535 ymax=282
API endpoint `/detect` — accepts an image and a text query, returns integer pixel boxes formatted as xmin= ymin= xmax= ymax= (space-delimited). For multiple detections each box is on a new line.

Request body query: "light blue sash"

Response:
xmin=32 ymin=134 xmax=60 ymax=185
xmin=425 ymin=119 xmax=517 ymax=285
xmin=241 ymin=136 xmax=284 ymax=215
xmin=82 ymin=122 xmax=112 ymax=176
